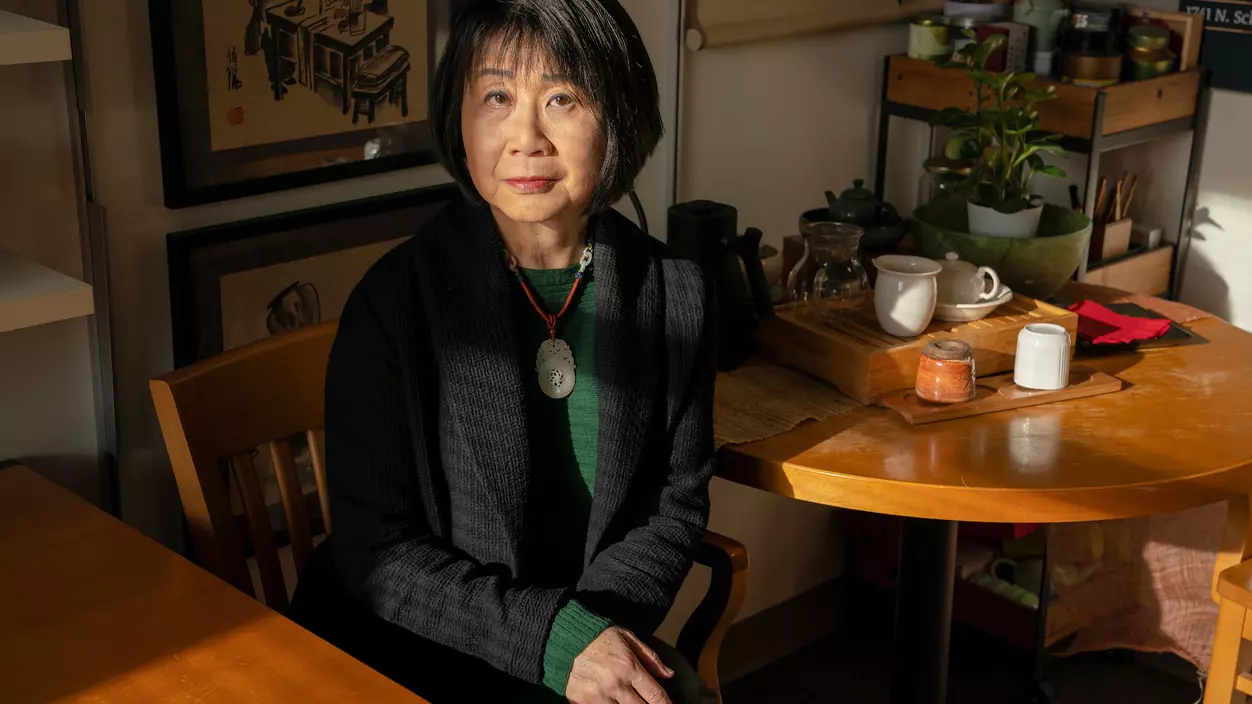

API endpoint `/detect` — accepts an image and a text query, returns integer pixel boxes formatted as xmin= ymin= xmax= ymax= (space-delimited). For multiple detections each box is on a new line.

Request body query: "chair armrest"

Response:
xmin=675 ymin=530 xmax=750 ymax=696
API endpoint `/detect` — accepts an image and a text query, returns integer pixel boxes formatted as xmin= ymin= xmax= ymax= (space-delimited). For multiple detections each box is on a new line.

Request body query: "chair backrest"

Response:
xmin=151 ymin=322 xmax=339 ymax=611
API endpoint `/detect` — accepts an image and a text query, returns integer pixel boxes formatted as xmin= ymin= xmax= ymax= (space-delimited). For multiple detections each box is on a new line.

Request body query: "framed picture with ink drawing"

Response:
xmin=150 ymin=0 xmax=458 ymax=208
xmin=165 ymin=183 xmax=458 ymax=530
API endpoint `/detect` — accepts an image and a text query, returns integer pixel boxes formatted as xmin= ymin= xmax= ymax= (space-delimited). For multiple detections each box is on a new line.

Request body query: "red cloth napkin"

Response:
xmin=1068 ymin=300 xmax=1172 ymax=345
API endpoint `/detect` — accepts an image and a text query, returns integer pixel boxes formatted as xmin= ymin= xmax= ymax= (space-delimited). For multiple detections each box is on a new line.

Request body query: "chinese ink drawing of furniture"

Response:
xmin=352 ymin=45 xmax=410 ymax=125
xmin=265 ymin=0 xmax=397 ymax=116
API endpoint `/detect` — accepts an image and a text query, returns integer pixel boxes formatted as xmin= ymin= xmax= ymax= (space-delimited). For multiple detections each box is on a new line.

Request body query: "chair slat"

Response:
xmin=271 ymin=439 xmax=314 ymax=574
xmin=1237 ymin=673 xmax=1252 ymax=696
xmin=307 ymin=427 xmax=332 ymax=534
xmin=230 ymin=452 xmax=288 ymax=611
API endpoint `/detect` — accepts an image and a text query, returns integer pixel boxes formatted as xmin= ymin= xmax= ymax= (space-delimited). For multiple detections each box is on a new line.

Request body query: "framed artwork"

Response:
xmin=150 ymin=0 xmax=456 ymax=208
xmin=166 ymin=182 xmax=458 ymax=367
xmin=166 ymin=183 xmax=457 ymax=544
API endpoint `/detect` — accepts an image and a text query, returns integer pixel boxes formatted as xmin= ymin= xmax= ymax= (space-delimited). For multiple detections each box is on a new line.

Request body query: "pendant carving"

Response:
xmin=536 ymin=338 xmax=576 ymax=399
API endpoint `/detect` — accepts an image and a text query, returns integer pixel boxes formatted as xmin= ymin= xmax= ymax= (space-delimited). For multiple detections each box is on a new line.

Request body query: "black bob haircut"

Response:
xmin=430 ymin=0 xmax=663 ymax=214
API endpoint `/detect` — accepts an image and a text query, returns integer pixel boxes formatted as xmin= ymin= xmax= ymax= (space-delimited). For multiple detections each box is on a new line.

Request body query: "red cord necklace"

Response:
xmin=506 ymin=242 xmax=594 ymax=399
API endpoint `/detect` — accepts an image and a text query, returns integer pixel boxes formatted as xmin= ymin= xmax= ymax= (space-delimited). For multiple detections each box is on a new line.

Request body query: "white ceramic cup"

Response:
xmin=1014 ymin=323 xmax=1071 ymax=390
xmin=872 ymin=255 xmax=942 ymax=337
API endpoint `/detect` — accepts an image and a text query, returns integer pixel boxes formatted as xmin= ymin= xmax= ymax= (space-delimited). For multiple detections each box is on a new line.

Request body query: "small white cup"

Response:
xmin=1014 ymin=323 xmax=1071 ymax=390
xmin=872 ymin=255 xmax=942 ymax=337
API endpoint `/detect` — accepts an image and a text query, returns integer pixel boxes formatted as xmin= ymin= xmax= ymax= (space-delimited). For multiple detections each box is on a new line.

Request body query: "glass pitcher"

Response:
xmin=786 ymin=222 xmax=870 ymax=313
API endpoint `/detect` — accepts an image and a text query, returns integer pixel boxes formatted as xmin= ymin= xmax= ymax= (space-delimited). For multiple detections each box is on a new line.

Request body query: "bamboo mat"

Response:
xmin=713 ymin=362 xmax=857 ymax=450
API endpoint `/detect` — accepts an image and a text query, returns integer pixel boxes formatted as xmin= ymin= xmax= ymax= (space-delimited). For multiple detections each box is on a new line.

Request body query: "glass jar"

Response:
xmin=786 ymin=222 xmax=869 ymax=313
xmin=917 ymin=157 xmax=973 ymax=207
xmin=914 ymin=339 xmax=976 ymax=404
xmin=1126 ymin=24 xmax=1175 ymax=80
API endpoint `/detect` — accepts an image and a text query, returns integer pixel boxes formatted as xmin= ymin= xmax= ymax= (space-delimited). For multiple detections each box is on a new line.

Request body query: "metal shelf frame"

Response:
xmin=872 ymin=56 xmax=1212 ymax=301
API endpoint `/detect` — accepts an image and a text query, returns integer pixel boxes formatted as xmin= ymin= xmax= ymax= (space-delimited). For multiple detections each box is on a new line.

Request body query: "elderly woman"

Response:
xmin=289 ymin=1 xmax=716 ymax=702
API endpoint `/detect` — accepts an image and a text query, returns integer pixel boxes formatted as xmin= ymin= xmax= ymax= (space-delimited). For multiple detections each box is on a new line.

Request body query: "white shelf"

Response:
xmin=0 ymin=250 xmax=93 ymax=334
xmin=0 ymin=10 xmax=71 ymax=66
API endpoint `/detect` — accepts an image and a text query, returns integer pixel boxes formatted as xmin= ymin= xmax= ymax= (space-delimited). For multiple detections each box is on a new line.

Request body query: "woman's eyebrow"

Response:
xmin=473 ymin=68 xmax=568 ymax=83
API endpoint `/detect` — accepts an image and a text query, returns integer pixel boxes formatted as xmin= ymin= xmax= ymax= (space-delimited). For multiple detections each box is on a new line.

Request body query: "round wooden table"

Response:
xmin=718 ymin=317 xmax=1252 ymax=704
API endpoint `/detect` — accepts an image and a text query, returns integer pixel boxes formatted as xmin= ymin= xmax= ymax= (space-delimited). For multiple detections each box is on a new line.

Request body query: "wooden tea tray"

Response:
xmin=878 ymin=366 xmax=1122 ymax=425
xmin=758 ymin=294 xmax=1078 ymax=404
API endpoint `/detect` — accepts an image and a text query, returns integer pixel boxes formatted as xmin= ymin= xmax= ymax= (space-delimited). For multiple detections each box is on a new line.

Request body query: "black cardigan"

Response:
xmin=314 ymin=196 xmax=717 ymax=686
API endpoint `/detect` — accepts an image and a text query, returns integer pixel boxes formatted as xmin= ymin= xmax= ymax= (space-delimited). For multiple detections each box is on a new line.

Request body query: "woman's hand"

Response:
xmin=566 ymin=626 xmax=675 ymax=704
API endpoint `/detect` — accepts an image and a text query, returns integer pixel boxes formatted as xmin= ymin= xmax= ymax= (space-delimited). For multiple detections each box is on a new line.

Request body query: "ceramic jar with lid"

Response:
xmin=935 ymin=252 xmax=1001 ymax=305
xmin=909 ymin=14 xmax=950 ymax=61
xmin=915 ymin=339 xmax=976 ymax=404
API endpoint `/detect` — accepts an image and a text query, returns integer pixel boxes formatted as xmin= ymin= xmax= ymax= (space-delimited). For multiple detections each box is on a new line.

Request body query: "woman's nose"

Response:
xmin=507 ymin=108 xmax=553 ymax=157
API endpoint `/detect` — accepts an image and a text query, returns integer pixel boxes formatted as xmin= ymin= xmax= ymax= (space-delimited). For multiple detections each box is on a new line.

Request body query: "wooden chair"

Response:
xmin=1206 ymin=559 xmax=1252 ymax=703
xmin=151 ymin=321 xmax=749 ymax=700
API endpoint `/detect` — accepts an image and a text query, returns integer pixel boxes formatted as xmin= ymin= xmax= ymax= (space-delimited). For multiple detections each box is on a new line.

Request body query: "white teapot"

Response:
xmin=935 ymin=252 xmax=1001 ymax=305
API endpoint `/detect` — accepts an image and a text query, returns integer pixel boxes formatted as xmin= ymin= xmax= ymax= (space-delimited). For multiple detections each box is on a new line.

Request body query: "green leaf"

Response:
xmin=944 ymin=134 xmax=971 ymax=160
xmin=973 ymin=34 xmax=1006 ymax=68
xmin=1038 ymin=165 xmax=1067 ymax=178
xmin=975 ymin=182 xmax=1000 ymax=207
xmin=1031 ymin=143 xmax=1067 ymax=157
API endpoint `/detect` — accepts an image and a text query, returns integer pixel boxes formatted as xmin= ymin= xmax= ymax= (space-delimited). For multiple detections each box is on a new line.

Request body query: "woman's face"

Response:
xmin=461 ymin=48 xmax=605 ymax=225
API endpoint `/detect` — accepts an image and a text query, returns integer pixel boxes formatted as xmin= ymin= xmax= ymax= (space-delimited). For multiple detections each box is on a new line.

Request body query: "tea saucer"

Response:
xmin=934 ymin=286 xmax=1014 ymax=322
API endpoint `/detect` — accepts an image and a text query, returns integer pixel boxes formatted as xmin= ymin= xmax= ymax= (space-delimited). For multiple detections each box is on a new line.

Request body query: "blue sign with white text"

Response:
xmin=1181 ymin=1 xmax=1252 ymax=92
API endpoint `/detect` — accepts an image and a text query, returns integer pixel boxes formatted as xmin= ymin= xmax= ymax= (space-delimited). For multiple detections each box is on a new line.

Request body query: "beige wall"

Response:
xmin=1178 ymin=89 xmax=1252 ymax=329
xmin=0 ymin=0 xmax=99 ymax=501
xmin=671 ymin=25 xmax=922 ymax=625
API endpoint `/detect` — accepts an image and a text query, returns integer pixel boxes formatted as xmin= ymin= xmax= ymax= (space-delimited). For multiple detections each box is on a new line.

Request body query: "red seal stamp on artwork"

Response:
xmin=227 ymin=107 xmax=244 ymax=125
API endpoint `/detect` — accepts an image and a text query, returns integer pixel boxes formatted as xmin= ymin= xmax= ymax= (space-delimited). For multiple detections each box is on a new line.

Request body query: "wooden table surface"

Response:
xmin=0 ymin=466 xmax=424 ymax=704
xmin=719 ymin=318 xmax=1252 ymax=523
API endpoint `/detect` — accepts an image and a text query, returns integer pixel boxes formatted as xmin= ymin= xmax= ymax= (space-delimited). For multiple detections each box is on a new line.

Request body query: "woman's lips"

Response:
xmin=504 ymin=177 xmax=557 ymax=193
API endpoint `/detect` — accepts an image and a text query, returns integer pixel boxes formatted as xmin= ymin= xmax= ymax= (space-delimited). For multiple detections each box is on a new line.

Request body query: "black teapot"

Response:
xmin=825 ymin=178 xmax=902 ymax=228
xmin=667 ymin=200 xmax=773 ymax=371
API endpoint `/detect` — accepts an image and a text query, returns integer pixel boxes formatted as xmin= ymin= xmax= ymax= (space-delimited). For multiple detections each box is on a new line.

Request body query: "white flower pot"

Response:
xmin=966 ymin=200 xmax=1043 ymax=239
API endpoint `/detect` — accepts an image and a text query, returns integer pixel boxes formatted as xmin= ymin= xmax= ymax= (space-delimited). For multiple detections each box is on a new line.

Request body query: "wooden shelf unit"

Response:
xmin=884 ymin=55 xmax=1201 ymax=146
xmin=874 ymin=55 xmax=1210 ymax=300
xmin=0 ymin=10 xmax=71 ymax=66
xmin=0 ymin=249 xmax=93 ymax=334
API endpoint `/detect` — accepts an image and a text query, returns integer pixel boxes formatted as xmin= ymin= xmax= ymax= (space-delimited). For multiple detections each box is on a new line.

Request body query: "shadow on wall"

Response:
xmin=1180 ymin=243 xmax=1231 ymax=323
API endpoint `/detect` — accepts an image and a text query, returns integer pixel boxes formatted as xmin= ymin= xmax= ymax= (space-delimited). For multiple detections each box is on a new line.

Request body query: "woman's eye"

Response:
xmin=485 ymin=91 xmax=510 ymax=107
xmin=549 ymin=94 xmax=574 ymax=109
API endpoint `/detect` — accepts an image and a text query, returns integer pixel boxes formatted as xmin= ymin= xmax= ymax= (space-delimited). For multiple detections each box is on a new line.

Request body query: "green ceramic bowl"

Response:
xmin=910 ymin=200 xmax=1092 ymax=299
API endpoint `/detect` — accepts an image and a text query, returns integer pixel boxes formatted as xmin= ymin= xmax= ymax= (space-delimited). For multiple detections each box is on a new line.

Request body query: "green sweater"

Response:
xmin=511 ymin=264 xmax=612 ymax=699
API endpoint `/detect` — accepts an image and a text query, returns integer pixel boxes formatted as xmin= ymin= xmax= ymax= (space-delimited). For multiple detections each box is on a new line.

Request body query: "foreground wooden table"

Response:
xmin=719 ymin=317 xmax=1252 ymax=704
xmin=0 ymin=466 xmax=424 ymax=704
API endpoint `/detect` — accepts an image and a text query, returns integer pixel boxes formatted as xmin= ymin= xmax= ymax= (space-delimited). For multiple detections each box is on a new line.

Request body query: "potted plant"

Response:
xmin=930 ymin=31 xmax=1068 ymax=238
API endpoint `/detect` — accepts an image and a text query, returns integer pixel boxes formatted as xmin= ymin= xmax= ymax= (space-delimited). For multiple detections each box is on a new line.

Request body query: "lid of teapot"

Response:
xmin=938 ymin=251 xmax=977 ymax=273
xmin=839 ymin=178 xmax=876 ymax=202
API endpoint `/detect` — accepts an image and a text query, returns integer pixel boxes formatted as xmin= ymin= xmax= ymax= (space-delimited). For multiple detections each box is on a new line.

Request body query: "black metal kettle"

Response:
xmin=667 ymin=200 xmax=774 ymax=370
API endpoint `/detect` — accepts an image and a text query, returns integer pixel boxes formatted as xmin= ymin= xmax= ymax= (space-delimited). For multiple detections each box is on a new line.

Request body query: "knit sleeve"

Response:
xmin=541 ymin=600 xmax=613 ymax=694
xmin=573 ymin=260 xmax=717 ymax=634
